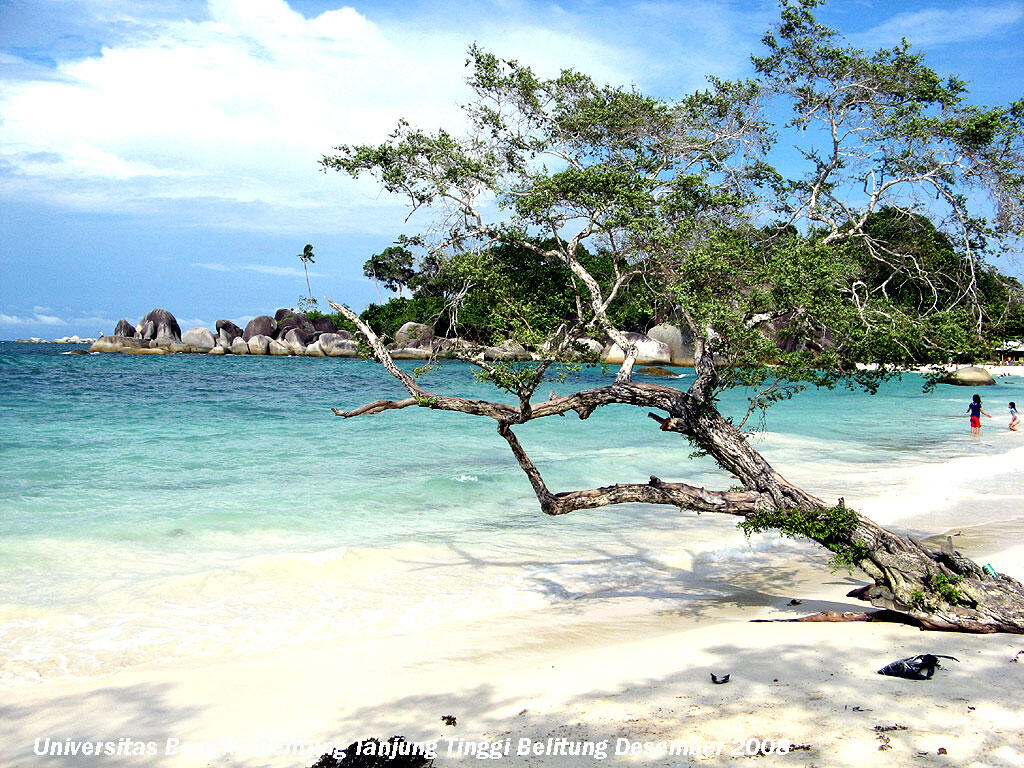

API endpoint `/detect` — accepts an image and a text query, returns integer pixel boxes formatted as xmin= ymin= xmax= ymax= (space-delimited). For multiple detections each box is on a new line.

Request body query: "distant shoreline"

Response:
xmin=10 ymin=339 xmax=1024 ymax=382
xmin=10 ymin=337 xmax=97 ymax=345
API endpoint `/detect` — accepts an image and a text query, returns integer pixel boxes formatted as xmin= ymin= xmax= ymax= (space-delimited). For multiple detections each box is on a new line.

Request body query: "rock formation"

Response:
xmin=283 ymin=328 xmax=312 ymax=354
xmin=646 ymin=324 xmax=695 ymax=366
xmin=137 ymin=309 xmax=181 ymax=343
xmin=601 ymin=332 xmax=671 ymax=366
xmin=267 ymin=339 xmax=290 ymax=356
xmin=394 ymin=322 xmax=435 ymax=349
xmin=276 ymin=311 xmax=315 ymax=339
xmin=319 ymin=333 xmax=358 ymax=357
xmin=483 ymin=340 xmax=531 ymax=361
xmin=635 ymin=366 xmax=679 ymax=377
xmin=216 ymin=319 xmax=244 ymax=346
xmin=88 ymin=307 xmax=703 ymax=369
xmin=182 ymin=327 xmax=216 ymax=351
xmin=942 ymin=366 xmax=996 ymax=386
xmin=311 ymin=317 xmax=340 ymax=334
xmin=243 ymin=316 xmax=276 ymax=341
xmin=247 ymin=334 xmax=272 ymax=355
xmin=90 ymin=336 xmax=148 ymax=353
xmin=114 ymin=319 xmax=138 ymax=338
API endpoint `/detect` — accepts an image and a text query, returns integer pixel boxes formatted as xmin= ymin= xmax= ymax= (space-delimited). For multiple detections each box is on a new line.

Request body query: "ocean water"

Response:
xmin=2 ymin=341 xmax=1023 ymax=687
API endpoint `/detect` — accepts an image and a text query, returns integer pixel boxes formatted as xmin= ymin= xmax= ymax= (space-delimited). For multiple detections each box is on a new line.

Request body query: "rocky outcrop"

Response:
xmin=114 ymin=319 xmax=138 ymax=338
xmin=268 ymin=339 xmax=291 ymax=356
xmin=285 ymin=328 xmax=313 ymax=345
xmin=601 ymin=333 xmax=671 ymax=365
xmin=311 ymin=317 xmax=340 ymax=334
xmin=276 ymin=311 xmax=314 ymax=339
xmin=394 ymin=322 xmax=434 ymax=349
xmin=90 ymin=335 xmax=150 ymax=353
xmin=942 ymin=366 xmax=996 ymax=386
xmin=137 ymin=309 xmax=181 ymax=343
xmin=320 ymin=333 xmax=358 ymax=357
xmin=17 ymin=335 xmax=97 ymax=344
xmin=128 ymin=346 xmax=171 ymax=355
xmin=635 ymin=366 xmax=679 ymax=377
xmin=216 ymin=319 xmax=244 ymax=345
xmin=90 ymin=307 xmax=360 ymax=359
xmin=435 ymin=337 xmax=476 ymax=356
xmin=391 ymin=347 xmax=432 ymax=360
xmin=283 ymin=328 xmax=311 ymax=354
xmin=247 ymin=334 xmax=272 ymax=355
xmin=647 ymin=324 xmax=695 ymax=366
xmin=243 ymin=316 xmax=276 ymax=341
xmin=483 ymin=340 xmax=531 ymax=361
xmin=182 ymin=327 xmax=216 ymax=351
xmin=91 ymin=308 xmax=688 ymax=371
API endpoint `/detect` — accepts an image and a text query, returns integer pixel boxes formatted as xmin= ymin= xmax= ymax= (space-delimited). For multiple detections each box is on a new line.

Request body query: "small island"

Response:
xmin=88 ymin=306 xmax=701 ymax=366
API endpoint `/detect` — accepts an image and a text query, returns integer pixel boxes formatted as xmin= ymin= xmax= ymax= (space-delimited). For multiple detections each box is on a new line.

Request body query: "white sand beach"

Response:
xmin=3 ymin=536 xmax=1022 ymax=768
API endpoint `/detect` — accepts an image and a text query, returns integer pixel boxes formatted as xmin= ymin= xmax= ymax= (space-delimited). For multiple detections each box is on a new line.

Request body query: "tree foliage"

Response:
xmin=363 ymin=246 xmax=416 ymax=294
xmin=297 ymin=243 xmax=317 ymax=309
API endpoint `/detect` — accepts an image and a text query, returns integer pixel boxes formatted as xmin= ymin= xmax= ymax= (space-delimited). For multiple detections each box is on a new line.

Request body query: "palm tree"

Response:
xmin=297 ymin=244 xmax=316 ymax=304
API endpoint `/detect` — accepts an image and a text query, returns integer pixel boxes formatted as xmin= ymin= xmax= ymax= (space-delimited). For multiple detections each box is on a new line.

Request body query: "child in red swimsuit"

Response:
xmin=967 ymin=394 xmax=991 ymax=435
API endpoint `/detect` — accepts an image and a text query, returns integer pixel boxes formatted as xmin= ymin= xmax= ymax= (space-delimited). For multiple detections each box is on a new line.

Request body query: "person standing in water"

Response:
xmin=967 ymin=394 xmax=992 ymax=435
xmin=1009 ymin=402 xmax=1019 ymax=431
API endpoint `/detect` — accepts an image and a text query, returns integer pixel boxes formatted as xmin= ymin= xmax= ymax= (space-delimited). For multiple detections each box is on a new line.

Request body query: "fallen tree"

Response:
xmin=322 ymin=0 xmax=1024 ymax=632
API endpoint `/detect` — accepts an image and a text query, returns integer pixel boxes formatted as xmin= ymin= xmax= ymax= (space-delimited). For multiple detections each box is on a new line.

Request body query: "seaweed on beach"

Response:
xmin=308 ymin=737 xmax=434 ymax=768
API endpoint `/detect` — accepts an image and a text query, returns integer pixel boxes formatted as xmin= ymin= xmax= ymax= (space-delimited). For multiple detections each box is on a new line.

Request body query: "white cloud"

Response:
xmin=0 ymin=311 xmax=68 ymax=326
xmin=856 ymin=3 xmax=1024 ymax=48
xmin=0 ymin=0 xmax=670 ymax=233
xmin=192 ymin=262 xmax=322 ymax=277
xmin=0 ymin=304 xmax=121 ymax=335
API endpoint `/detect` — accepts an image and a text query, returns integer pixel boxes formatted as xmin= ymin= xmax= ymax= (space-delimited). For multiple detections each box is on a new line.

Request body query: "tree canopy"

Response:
xmin=321 ymin=0 xmax=1024 ymax=633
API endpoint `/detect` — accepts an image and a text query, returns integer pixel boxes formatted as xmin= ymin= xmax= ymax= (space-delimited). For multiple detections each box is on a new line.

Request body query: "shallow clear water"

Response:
xmin=2 ymin=342 xmax=1022 ymax=686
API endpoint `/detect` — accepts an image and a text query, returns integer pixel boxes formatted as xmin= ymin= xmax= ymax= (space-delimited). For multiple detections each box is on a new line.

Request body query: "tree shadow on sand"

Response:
xmin=303 ymin=636 xmax=1024 ymax=768
xmin=0 ymin=682 xmax=205 ymax=768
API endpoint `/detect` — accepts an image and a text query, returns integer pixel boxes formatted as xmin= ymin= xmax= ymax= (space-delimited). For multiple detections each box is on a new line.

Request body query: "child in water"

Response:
xmin=967 ymin=394 xmax=991 ymax=435
xmin=1010 ymin=402 xmax=1019 ymax=431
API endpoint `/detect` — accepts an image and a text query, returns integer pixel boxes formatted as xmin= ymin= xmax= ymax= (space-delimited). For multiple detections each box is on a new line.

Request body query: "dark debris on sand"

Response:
xmin=309 ymin=737 xmax=434 ymax=768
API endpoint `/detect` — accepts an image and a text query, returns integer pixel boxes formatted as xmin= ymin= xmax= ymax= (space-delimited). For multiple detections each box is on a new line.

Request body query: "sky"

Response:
xmin=2 ymin=0 xmax=1023 ymax=339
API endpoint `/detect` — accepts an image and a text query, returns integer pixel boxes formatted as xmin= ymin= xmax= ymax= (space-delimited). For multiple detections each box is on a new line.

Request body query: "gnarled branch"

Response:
xmin=497 ymin=420 xmax=763 ymax=517
xmin=332 ymin=399 xmax=417 ymax=418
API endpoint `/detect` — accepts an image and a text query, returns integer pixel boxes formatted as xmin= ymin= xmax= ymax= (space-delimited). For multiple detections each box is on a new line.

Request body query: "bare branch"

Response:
xmin=497 ymin=421 xmax=764 ymax=517
xmin=326 ymin=298 xmax=420 ymax=395
xmin=332 ymin=399 xmax=418 ymax=418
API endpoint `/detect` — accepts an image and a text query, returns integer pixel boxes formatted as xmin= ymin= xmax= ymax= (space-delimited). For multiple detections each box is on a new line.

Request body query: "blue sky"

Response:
xmin=2 ymin=0 xmax=1023 ymax=339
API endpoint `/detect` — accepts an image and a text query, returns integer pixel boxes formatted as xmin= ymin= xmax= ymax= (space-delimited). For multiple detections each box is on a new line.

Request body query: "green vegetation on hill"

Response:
xmin=358 ymin=219 xmax=1023 ymax=362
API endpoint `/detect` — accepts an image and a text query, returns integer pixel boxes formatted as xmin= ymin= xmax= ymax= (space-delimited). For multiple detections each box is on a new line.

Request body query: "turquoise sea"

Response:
xmin=2 ymin=341 xmax=1023 ymax=687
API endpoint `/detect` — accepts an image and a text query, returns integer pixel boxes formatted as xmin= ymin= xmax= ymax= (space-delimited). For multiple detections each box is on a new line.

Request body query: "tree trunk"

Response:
xmin=687 ymin=401 xmax=1024 ymax=634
